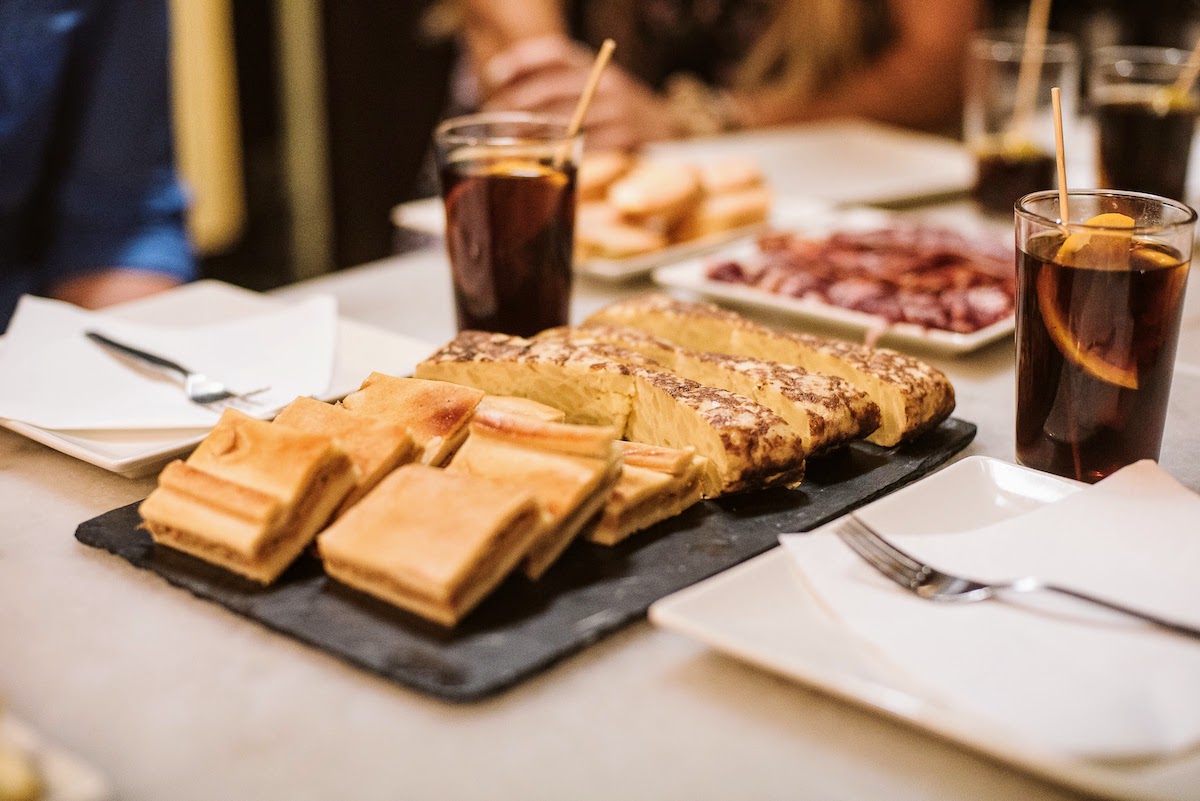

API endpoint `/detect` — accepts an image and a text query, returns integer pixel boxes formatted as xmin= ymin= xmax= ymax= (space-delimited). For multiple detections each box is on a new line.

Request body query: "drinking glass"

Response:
xmin=965 ymin=30 xmax=1078 ymax=215
xmin=1092 ymin=46 xmax=1200 ymax=203
xmin=1015 ymin=190 xmax=1195 ymax=482
xmin=434 ymin=112 xmax=581 ymax=337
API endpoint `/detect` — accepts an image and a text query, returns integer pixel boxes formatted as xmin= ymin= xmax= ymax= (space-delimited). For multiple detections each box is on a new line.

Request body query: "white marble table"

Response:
xmin=4 ymin=206 xmax=1200 ymax=801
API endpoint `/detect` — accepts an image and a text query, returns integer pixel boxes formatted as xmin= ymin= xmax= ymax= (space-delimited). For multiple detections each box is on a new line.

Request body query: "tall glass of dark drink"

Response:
xmin=1015 ymin=190 xmax=1195 ymax=482
xmin=1093 ymin=47 xmax=1200 ymax=203
xmin=434 ymin=113 xmax=581 ymax=336
xmin=965 ymin=30 xmax=1077 ymax=215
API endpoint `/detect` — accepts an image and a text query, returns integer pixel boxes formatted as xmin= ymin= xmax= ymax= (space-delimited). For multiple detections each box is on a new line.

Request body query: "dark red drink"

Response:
xmin=1015 ymin=230 xmax=1189 ymax=481
xmin=441 ymin=160 xmax=576 ymax=336
xmin=1096 ymin=88 xmax=1199 ymax=202
xmin=973 ymin=148 xmax=1056 ymax=215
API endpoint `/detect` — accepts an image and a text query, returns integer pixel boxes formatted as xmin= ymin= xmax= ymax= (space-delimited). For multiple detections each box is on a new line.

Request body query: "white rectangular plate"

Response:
xmin=652 ymin=206 xmax=1015 ymax=355
xmin=0 ymin=281 xmax=434 ymax=477
xmin=646 ymin=119 xmax=974 ymax=206
xmin=649 ymin=456 xmax=1200 ymax=801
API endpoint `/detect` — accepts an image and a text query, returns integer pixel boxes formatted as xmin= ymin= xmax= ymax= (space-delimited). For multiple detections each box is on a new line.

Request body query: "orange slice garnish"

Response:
xmin=1054 ymin=212 xmax=1135 ymax=268
xmin=1037 ymin=213 xmax=1139 ymax=390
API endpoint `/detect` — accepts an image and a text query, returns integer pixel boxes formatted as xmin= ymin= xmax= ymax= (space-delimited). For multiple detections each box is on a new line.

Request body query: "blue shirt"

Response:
xmin=0 ymin=0 xmax=194 ymax=332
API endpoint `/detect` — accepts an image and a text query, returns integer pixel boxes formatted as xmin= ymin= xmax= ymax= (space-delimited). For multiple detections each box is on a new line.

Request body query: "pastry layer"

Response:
xmin=139 ymin=409 xmax=355 ymax=584
xmin=476 ymin=395 xmax=566 ymax=423
xmin=339 ymin=374 xmax=483 ymax=465
xmin=589 ymin=442 xmax=706 ymax=545
xmin=448 ymin=410 xmax=623 ymax=579
xmin=317 ymin=464 xmax=543 ymax=626
xmin=273 ymin=396 xmax=415 ymax=514
xmin=585 ymin=294 xmax=955 ymax=446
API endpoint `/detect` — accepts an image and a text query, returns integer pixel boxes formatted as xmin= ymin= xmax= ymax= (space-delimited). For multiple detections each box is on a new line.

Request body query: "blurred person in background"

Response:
xmin=449 ymin=0 xmax=980 ymax=150
xmin=0 ymin=0 xmax=194 ymax=332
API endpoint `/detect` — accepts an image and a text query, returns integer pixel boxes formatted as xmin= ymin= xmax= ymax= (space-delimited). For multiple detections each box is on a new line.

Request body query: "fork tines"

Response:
xmin=837 ymin=515 xmax=928 ymax=589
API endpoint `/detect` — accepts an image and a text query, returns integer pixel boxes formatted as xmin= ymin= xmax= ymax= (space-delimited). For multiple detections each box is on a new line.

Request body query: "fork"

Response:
xmin=85 ymin=330 xmax=270 ymax=414
xmin=837 ymin=514 xmax=1200 ymax=641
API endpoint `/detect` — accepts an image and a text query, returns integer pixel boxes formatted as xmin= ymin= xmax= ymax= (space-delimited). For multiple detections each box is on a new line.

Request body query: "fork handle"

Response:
xmin=1038 ymin=583 xmax=1200 ymax=641
xmin=85 ymin=331 xmax=191 ymax=378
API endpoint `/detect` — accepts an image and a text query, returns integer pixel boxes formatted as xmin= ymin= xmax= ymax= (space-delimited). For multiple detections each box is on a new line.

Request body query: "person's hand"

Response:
xmin=50 ymin=268 xmax=183 ymax=310
xmin=481 ymin=35 xmax=682 ymax=151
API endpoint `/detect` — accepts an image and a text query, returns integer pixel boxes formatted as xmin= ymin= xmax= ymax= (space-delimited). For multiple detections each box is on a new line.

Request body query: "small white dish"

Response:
xmin=0 ymin=281 xmax=434 ymax=477
xmin=650 ymin=456 xmax=1200 ymax=801
xmin=652 ymin=206 xmax=1015 ymax=355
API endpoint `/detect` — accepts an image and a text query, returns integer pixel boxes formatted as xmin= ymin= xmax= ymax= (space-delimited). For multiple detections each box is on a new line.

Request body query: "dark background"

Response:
xmin=201 ymin=0 xmax=1200 ymax=291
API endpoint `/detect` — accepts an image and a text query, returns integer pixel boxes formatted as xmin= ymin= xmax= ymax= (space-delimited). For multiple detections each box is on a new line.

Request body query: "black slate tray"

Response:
xmin=76 ymin=418 xmax=975 ymax=702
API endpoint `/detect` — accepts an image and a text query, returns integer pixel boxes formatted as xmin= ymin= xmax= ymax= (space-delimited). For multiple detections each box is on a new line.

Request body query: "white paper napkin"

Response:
xmin=781 ymin=461 xmax=1200 ymax=760
xmin=0 ymin=294 xmax=338 ymax=430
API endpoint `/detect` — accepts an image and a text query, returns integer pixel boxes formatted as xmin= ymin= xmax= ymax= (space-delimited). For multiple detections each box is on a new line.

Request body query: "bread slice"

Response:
xmin=672 ymin=186 xmax=771 ymax=242
xmin=585 ymin=294 xmax=954 ymax=446
xmin=541 ymin=325 xmax=881 ymax=456
xmin=139 ymin=409 xmax=356 ymax=584
xmin=317 ymin=464 xmax=543 ymax=626
xmin=576 ymin=220 xmax=668 ymax=260
xmin=417 ymin=332 xmax=807 ymax=496
xmin=448 ymin=408 xmax=622 ymax=579
xmin=590 ymin=442 xmax=706 ymax=545
xmin=273 ymin=396 xmax=415 ymax=515
xmin=339 ymin=374 xmax=484 ymax=465
xmin=607 ymin=161 xmax=702 ymax=226
xmin=578 ymin=151 xmax=633 ymax=200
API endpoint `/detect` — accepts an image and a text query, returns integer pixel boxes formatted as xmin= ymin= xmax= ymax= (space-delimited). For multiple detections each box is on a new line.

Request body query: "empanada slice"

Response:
xmin=273 ymin=396 xmax=415 ymax=515
xmin=139 ymin=409 xmax=355 ymax=584
xmin=448 ymin=408 xmax=622 ymax=579
xmin=339 ymin=373 xmax=483 ymax=465
xmin=317 ymin=464 xmax=543 ymax=626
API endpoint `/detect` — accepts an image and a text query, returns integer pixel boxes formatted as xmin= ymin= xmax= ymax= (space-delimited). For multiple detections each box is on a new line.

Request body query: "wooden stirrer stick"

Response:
xmin=1051 ymin=86 xmax=1070 ymax=224
xmin=554 ymin=39 xmax=616 ymax=167
xmin=1008 ymin=0 xmax=1053 ymax=147
xmin=1169 ymin=30 xmax=1200 ymax=99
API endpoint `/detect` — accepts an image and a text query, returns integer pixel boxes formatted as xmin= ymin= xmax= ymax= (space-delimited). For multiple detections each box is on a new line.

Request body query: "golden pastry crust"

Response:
xmin=589 ymin=442 xmax=706 ymax=545
xmin=449 ymin=410 xmax=623 ymax=579
xmin=274 ymin=396 xmax=415 ymax=514
xmin=585 ymin=294 xmax=955 ymax=446
xmin=139 ymin=409 xmax=355 ymax=584
xmin=317 ymin=464 xmax=543 ymax=626
xmin=339 ymin=374 xmax=484 ymax=465
xmin=476 ymin=395 xmax=566 ymax=423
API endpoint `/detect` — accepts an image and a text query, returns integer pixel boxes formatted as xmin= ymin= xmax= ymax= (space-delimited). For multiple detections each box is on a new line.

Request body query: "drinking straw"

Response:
xmin=1007 ymin=0 xmax=1053 ymax=146
xmin=1169 ymin=31 xmax=1200 ymax=98
xmin=1051 ymin=86 xmax=1070 ymax=223
xmin=554 ymin=39 xmax=616 ymax=168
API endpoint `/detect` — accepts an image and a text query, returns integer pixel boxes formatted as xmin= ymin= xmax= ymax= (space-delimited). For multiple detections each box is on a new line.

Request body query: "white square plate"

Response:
xmin=652 ymin=206 xmax=1015 ymax=355
xmin=0 ymin=281 xmax=434 ymax=477
xmin=649 ymin=456 xmax=1200 ymax=801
